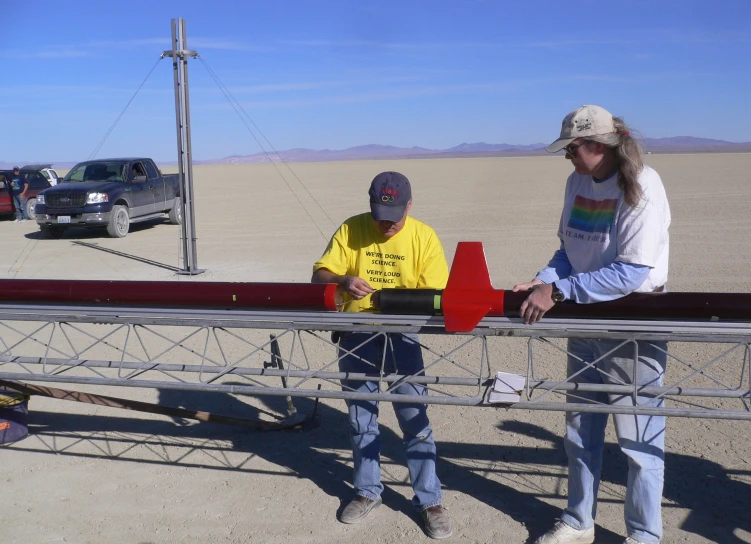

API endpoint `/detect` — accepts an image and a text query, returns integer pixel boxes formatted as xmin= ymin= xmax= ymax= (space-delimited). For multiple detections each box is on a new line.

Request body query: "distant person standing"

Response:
xmin=514 ymin=105 xmax=671 ymax=544
xmin=312 ymin=171 xmax=453 ymax=540
xmin=9 ymin=167 xmax=28 ymax=222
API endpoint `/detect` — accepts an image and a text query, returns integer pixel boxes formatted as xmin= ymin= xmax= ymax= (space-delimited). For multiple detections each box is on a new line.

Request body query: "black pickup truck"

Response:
xmin=35 ymin=158 xmax=182 ymax=238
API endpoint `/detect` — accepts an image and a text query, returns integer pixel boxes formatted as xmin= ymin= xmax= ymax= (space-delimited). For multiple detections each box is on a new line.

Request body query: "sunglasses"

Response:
xmin=563 ymin=141 xmax=584 ymax=158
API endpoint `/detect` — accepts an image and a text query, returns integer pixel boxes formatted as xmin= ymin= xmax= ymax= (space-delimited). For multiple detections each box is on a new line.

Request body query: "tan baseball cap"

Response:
xmin=546 ymin=105 xmax=616 ymax=152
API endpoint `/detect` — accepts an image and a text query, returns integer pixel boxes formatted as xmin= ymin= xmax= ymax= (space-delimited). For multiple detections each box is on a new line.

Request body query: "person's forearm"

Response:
xmin=556 ymin=262 xmax=651 ymax=303
xmin=312 ymin=268 xmax=374 ymax=302
xmin=311 ymin=268 xmax=342 ymax=285
xmin=535 ymin=245 xmax=572 ymax=284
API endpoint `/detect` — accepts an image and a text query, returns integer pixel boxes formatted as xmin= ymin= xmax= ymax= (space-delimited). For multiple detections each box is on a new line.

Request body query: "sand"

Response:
xmin=1 ymin=154 xmax=750 ymax=543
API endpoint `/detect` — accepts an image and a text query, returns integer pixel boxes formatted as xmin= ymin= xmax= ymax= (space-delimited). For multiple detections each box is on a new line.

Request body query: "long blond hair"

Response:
xmin=588 ymin=117 xmax=643 ymax=208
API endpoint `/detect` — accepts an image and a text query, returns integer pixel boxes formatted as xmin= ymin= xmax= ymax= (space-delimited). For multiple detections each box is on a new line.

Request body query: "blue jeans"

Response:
xmin=12 ymin=195 xmax=26 ymax=220
xmin=338 ymin=332 xmax=442 ymax=511
xmin=560 ymin=337 xmax=667 ymax=543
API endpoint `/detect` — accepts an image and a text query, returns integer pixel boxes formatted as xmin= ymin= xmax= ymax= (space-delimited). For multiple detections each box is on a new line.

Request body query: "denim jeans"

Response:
xmin=338 ymin=332 xmax=442 ymax=511
xmin=12 ymin=195 xmax=26 ymax=220
xmin=560 ymin=337 xmax=667 ymax=543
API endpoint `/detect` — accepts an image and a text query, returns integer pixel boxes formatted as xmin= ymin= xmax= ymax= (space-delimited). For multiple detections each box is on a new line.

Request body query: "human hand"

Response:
xmin=512 ymin=279 xmax=544 ymax=292
xmin=519 ymin=283 xmax=554 ymax=324
xmin=340 ymin=276 xmax=374 ymax=300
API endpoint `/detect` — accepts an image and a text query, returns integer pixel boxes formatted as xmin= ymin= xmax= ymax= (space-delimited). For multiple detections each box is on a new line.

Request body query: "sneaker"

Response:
xmin=624 ymin=538 xmax=651 ymax=544
xmin=338 ymin=495 xmax=381 ymax=524
xmin=12 ymin=219 xmax=18 ymax=223
xmin=421 ymin=505 xmax=453 ymax=540
xmin=534 ymin=521 xmax=595 ymax=544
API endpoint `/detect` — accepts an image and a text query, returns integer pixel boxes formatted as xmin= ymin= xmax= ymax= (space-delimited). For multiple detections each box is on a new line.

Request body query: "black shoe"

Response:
xmin=338 ymin=495 xmax=382 ymax=524
xmin=421 ymin=505 xmax=453 ymax=539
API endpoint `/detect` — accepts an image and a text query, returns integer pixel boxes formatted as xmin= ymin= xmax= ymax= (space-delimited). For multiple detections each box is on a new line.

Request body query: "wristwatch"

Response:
xmin=551 ymin=282 xmax=565 ymax=303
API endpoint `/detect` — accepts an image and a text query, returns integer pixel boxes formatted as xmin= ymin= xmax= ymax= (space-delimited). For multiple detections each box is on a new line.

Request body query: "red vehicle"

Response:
xmin=0 ymin=165 xmax=55 ymax=220
xmin=0 ymin=174 xmax=12 ymax=216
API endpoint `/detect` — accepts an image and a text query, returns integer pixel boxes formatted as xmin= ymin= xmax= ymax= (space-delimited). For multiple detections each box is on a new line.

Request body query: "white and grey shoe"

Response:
xmin=534 ymin=520 xmax=595 ymax=544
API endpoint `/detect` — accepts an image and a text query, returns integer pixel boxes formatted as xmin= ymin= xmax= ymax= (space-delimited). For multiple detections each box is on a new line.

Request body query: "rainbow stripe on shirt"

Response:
xmin=567 ymin=196 xmax=617 ymax=233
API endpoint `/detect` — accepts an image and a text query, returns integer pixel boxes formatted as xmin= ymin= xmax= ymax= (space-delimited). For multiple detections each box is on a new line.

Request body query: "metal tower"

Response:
xmin=163 ymin=18 xmax=204 ymax=275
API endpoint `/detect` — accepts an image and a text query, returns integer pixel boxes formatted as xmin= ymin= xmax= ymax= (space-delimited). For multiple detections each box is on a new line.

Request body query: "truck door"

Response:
xmin=0 ymin=173 xmax=12 ymax=214
xmin=129 ymin=161 xmax=155 ymax=216
xmin=144 ymin=160 xmax=166 ymax=212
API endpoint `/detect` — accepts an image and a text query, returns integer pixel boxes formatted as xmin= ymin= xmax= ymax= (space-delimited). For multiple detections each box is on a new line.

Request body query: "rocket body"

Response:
xmin=0 ymin=242 xmax=747 ymax=333
xmin=0 ymin=279 xmax=339 ymax=312
xmin=378 ymin=242 xmax=751 ymax=332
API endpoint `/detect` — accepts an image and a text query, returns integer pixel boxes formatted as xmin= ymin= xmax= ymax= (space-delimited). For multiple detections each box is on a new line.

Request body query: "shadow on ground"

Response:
xmin=23 ymin=217 xmax=167 ymax=240
xmin=17 ymin=390 xmax=751 ymax=544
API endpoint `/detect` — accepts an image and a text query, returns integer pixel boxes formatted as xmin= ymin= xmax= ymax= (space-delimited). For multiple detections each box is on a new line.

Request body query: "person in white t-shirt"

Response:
xmin=513 ymin=105 xmax=670 ymax=544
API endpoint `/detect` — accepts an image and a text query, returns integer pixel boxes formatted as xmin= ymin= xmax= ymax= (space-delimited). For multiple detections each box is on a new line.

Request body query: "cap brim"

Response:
xmin=545 ymin=138 xmax=575 ymax=153
xmin=370 ymin=203 xmax=406 ymax=222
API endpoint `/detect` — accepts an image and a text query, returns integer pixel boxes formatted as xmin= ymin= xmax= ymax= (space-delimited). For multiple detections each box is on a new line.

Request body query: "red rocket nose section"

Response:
xmin=442 ymin=242 xmax=504 ymax=332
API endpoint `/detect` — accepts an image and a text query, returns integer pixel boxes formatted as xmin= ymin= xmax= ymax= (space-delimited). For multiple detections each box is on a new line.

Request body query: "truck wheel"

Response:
xmin=25 ymin=198 xmax=37 ymax=220
xmin=107 ymin=205 xmax=130 ymax=238
xmin=168 ymin=197 xmax=182 ymax=225
xmin=40 ymin=225 xmax=65 ymax=239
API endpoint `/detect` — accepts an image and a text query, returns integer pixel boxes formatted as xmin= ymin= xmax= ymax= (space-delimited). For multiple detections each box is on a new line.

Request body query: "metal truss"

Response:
xmin=0 ymin=304 xmax=749 ymax=420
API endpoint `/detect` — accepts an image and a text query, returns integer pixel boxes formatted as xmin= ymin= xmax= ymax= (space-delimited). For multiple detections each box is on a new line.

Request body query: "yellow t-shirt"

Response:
xmin=313 ymin=213 xmax=449 ymax=313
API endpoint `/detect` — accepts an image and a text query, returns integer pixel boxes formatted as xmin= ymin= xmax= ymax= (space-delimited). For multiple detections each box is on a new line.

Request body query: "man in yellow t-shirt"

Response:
xmin=312 ymin=171 xmax=452 ymax=540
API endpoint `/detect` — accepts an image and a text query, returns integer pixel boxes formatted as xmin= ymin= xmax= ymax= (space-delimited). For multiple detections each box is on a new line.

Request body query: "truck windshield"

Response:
xmin=63 ymin=162 xmax=128 ymax=183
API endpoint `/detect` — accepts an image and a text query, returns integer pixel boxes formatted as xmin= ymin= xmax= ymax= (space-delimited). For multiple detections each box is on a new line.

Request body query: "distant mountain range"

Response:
xmin=3 ymin=137 xmax=750 ymax=169
xmin=191 ymin=137 xmax=751 ymax=165
xmin=194 ymin=142 xmax=549 ymax=165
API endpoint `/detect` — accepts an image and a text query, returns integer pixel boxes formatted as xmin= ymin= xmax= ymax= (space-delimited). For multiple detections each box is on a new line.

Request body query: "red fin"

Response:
xmin=443 ymin=300 xmax=493 ymax=333
xmin=446 ymin=242 xmax=493 ymax=290
xmin=443 ymin=242 xmax=499 ymax=332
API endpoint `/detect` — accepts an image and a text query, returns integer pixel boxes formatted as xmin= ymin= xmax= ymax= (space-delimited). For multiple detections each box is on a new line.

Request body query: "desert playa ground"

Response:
xmin=1 ymin=154 xmax=750 ymax=543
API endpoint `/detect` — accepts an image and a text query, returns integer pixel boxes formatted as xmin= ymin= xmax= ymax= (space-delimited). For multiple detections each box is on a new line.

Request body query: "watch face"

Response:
xmin=552 ymin=288 xmax=564 ymax=302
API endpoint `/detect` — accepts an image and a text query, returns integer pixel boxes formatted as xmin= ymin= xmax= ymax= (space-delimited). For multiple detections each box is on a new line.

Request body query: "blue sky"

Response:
xmin=1 ymin=0 xmax=750 ymax=163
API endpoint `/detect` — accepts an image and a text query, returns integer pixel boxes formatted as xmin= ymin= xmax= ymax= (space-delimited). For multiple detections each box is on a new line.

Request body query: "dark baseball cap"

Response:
xmin=13 ymin=166 xmax=19 ymax=171
xmin=369 ymin=171 xmax=411 ymax=222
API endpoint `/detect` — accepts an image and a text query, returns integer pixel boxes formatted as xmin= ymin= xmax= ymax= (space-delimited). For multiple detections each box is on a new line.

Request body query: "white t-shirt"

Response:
xmin=557 ymin=165 xmax=670 ymax=292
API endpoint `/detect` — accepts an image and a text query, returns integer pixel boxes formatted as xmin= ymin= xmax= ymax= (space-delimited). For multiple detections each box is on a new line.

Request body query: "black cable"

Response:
xmin=197 ymin=56 xmax=337 ymax=239
xmin=88 ymin=57 xmax=164 ymax=160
